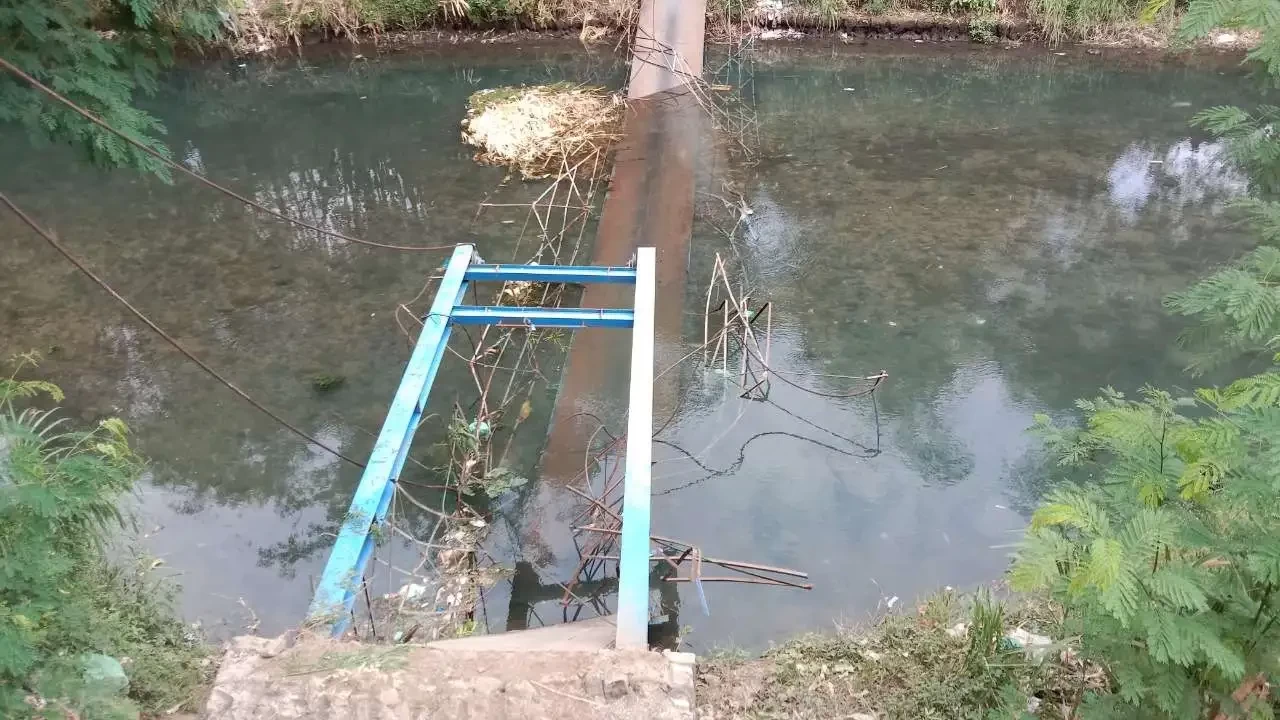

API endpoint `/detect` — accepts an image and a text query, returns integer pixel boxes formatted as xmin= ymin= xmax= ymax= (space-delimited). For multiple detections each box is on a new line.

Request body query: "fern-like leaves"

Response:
xmin=0 ymin=0 xmax=225 ymax=180
xmin=1014 ymin=376 xmax=1280 ymax=717
xmin=1166 ymin=248 xmax=1280 ymax=371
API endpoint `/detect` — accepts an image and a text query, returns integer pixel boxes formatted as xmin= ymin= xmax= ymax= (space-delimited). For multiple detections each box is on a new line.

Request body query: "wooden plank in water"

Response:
xmin=629 ymin=0 xmax=709 ymax=99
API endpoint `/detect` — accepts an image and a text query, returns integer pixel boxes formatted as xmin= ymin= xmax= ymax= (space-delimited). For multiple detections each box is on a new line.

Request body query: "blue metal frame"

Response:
xmin=307 ymin=246 xmax=657 ymax=647
xmin=465 ymin=264 xmax=637 ymax=284
xmin=308 ymin=244 xmax=475 ymax=634
xmin=616 ymin=247 xmax=656 ymax=649
xmin=451 ymin=306 xmax=635 ymax=328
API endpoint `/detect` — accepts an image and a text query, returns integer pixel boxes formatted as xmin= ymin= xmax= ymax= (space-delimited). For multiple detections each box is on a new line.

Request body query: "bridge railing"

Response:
xmin=306 ymin=244 xmax=656 ymax=649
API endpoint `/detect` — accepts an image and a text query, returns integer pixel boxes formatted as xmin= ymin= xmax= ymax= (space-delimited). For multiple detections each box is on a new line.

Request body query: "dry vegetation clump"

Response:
xmin=461 ymin=83 xmax=624 ymax=179
xmin=697 ymin=591 xmax=1108 ymax=719
xmin=223 ymin=0 xmax=641 ymax=52
xmin=217 ymin=0 xmax=1226 ymax=52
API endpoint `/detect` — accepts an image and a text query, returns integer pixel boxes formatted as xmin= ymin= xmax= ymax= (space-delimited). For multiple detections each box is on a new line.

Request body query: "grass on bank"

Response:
xmin=0 ymin=355 xmax=211 ymax=719
xmin=223 ymin=0 xmax=1189 ymax=47
xmin=698 ymin=590 xmax=1097 ymax=720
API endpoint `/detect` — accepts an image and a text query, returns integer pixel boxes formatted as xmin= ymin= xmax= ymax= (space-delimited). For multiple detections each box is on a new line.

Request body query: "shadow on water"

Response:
xmin=0 ymin=41 xmax=1264 ymax=644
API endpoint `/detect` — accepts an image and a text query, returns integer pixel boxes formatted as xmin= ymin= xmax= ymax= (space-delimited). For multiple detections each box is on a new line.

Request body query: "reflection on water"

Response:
xmin=1107 ymin=140 xmax=1245 ymax=222
xmin=0 ymin=43 xmax=1263 ymax=645
xmin=0 ymin=44 xmax=624 ymax=637
xmin=642 ymin=46 xmax=1260 ymax=649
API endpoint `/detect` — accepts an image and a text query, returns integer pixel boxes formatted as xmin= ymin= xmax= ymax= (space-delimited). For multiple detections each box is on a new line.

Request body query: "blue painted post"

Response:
xmin=307 ymin=244 xmax=475 ymax=636
xmin=616 ymin=247 xmax=656 ymax=648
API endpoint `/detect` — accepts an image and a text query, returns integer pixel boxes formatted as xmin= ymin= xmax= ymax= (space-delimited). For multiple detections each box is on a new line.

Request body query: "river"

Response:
xmin=0 ymin=40 xmax=1259 ymax=647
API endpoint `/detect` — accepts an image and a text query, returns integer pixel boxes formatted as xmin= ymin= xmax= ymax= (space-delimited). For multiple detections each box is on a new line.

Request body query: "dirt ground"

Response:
xmin=203 ymin=635 xmax=696 ymax=719
xmin=695 ymin=658 xmax=773 ymax=720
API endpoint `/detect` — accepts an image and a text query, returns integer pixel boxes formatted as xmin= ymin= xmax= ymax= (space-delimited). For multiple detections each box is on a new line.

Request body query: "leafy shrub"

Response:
xmin=1012 ymin=385 xmax=1280 ymax=718
xmin=357 ymin=0 xmax=440 ymax=28
xmin=1193 ymin=106 xmax=1280 ymax=197
xmin=1177 ymin=0 xmax=1280 ymax=77
xmin=950 ymin=0 xmax=998 ymax=13
xmin=969 ymin=14 xmax=1000 ymax=41
xmin=1165 ymin=245 xmax=1280 ymax=373
xmin=799 ymin=0 xmax=847 ymax=28
xmin=1011 ymin=7 xmax=1280 ymax=717
xmin=0 ymin=354 xmax=209 ymax=718
xmin=0 ymin=1 xmax=224 ymax=180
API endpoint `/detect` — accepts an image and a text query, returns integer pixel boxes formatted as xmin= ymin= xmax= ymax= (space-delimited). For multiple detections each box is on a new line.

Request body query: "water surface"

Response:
xmin=0 ymin=42 xmax=1260 ymax=645
xmin=646 ymin=45 xmax=1258 ymax=649
xmin=0 ymin=42 xmax=624 ymax=636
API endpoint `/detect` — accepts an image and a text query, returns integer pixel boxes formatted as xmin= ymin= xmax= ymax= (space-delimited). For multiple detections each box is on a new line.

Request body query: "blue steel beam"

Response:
xmin=616 ymin=248 xmax=656 ymax=649
xmin=465 ymin=264 xmax=637 ymax=285
xmin=450 ymin=306 xmax=635 ymax=328
xmin=307 ymin=244 xmax=475 ymax=636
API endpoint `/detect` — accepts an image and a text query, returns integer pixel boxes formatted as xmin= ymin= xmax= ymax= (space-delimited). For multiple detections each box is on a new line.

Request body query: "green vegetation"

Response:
xmin=310 ymin=373 xmax=347 ymax=391
xmin=997 ymin=3 xmax=1280 ymax=718
xmin=947 ymin=0 xmax=999 ymax=14
xmin=442 ymin=414 xmax=529 ymax=497
xmin=1011 ymin=385 xmax=1280 ymax=717
xmin=357 ymin=0 xmax=442 ymax=29
xmin=1175 ymin=0 xmax=1280 ymax=73
xmin=229 ymin=0 xmax=636 ymax=40
xmin=0 ymin=0 xmax=223 ymax=180
xmin=1165 ymin=245 xmax=1280 ymax=372
xmin=969 ymin=13 xmax=1001 ymax=41
xmin=0 ymin=354 xmax=210 ymax=718
xmin=700 ymin=591 xmax=1069 ymax=719
xmin=765 ymin=596 xmax=1042 ymax=718
xmin=807 ymin=0 xmax=847 ymax=28
xmin=1192 ymin=106 xmax=1280 ymax=203
xmin=1031 ymin=0 xmax=1151 ymax=43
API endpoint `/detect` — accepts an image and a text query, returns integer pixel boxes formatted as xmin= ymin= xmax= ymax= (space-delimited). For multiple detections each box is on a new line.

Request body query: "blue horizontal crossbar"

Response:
xmin=450 ymin=305 xmax=634 ymax=328
xmin=465 ymin=264 xmax=637 ymax=284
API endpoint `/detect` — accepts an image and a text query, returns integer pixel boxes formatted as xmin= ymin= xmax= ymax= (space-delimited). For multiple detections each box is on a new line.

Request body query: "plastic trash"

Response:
xmin=1004 ymin=628 xmax=1054 ymax=662
xmin=82 ymin=653 xmax=128 ymax=693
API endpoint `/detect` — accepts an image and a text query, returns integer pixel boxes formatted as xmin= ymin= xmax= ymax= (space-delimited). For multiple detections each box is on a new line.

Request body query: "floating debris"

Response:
xmin=310 ymin=373 xmax=346 ymax=391
xmin=461 ymin=84 xmax=623 ymax=180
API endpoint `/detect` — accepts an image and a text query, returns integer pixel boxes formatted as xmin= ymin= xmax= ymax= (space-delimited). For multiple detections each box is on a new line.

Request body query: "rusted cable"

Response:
xmin=577 ymin=551 xmax=809 ymax=579
xmin=0 ymin=56 xmax=453 ymax=253
xmin=0 ymin=191 xmax=365 ymax=468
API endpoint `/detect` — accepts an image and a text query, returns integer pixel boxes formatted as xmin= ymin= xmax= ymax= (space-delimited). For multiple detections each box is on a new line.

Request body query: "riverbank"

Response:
xmin=218 ymin=0 xmax=1255 ymax=53
xmin=698 ymin=591 xmax=1077 ymax=719
xmin=196 ymin=589 xmax=1072 ymax=718
xmin=6 ymin=19 xmax=1274 ymax=716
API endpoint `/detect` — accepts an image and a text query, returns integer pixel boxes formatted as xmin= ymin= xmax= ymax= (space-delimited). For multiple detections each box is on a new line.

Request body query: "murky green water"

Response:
xmin=653 ymin=44 xmax=1260 ymax=649
xmin=0 ymin=42 xmax=625 ymax=637
xmin=0 ymin=41 xmax=1261 ymax=645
